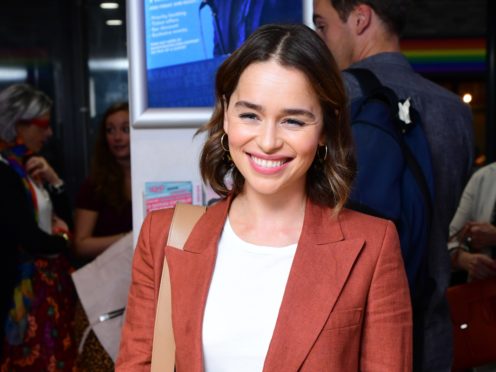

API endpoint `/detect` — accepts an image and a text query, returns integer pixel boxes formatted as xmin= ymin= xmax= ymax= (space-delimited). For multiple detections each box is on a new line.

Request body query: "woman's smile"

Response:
xmin=248 ymin=153 xmax=291 ymax=174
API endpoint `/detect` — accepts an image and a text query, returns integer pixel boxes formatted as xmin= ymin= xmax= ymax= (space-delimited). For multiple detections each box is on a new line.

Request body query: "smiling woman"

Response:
xmin=117 ymin=24 xmax=412 ymax=371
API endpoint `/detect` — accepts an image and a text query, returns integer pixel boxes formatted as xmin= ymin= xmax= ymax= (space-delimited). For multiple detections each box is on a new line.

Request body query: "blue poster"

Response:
xmin=144 ymin=0 xmax=215 ymax=69
xmin=144 ymin=0 xmax=303 ymax=108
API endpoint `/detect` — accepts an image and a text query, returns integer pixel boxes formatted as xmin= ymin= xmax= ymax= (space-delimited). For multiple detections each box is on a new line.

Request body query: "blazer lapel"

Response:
xmin=263 ymin=201 xmax=364 ymax=372
xmin=166 ymin=199 xmax=230 ymax=372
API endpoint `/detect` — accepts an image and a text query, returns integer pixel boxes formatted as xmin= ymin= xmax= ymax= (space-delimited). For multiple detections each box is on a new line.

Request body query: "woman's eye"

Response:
xmin=239 ymin=113 xmax=258 ymax=120
xmin=284 ymin=118 xmax=305 ymax=127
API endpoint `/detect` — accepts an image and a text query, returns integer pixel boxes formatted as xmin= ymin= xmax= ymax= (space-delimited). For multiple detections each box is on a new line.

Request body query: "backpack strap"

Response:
xmin=345 ymin=67 xmax=383 ymax=95
xmin=346 ymin=68 xmax=402 ymax=113
xmin=151 ymin=203 xmax=207 ymax=372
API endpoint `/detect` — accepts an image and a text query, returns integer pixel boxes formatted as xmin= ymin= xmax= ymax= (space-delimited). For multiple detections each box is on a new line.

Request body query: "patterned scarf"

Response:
xmin=1 ymin=144 xmax=38 ymax=222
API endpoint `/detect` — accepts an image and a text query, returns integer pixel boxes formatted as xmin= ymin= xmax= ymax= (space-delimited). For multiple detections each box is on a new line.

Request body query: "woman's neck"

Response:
xmin=228 ymin=189 xmax=307 ymax=247
xmin=117 ymin=157 xmax=131 ymax=173
xmin=118 ymin=157 xmax=131 ymax=177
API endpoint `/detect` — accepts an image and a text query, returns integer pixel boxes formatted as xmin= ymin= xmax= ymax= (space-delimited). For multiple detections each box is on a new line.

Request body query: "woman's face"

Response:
xmin=105 ymin=110 xmax=130 ymax=161
xmin=15 ymin=114 xmax=52 ymax=153
xmin=224 ymin=60 xmax=324 ymax=199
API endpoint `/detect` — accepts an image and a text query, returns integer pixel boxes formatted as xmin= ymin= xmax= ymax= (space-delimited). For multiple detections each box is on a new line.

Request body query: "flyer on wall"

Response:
xmin=143 ymin=181 xmax=204 ymax=214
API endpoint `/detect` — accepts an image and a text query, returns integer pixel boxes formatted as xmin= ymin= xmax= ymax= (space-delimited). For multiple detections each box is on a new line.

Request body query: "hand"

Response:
xmin=461 ymin=221 xmax=496 ymax=250
xmin=458 ymin=251 xmax=496 ymax=280
xmin=52 ymin=215 xmax=69 ymax=234
xmin=25 ymin=156 xmax=61 ymax=186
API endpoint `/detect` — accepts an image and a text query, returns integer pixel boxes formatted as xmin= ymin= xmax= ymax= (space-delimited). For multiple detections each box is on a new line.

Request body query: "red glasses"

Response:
xmin=18 ymin=118 xmax=51 ymax=128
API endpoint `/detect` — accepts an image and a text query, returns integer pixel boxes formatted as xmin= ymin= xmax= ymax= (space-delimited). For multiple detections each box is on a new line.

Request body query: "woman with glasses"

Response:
xmin=0 ymin=84 xmax=76 ymax=370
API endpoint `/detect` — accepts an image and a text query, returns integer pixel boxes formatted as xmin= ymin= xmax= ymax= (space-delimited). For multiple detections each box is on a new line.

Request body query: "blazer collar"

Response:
xmin=299 ymin=198 xmax=345 ymax=244
xmin=262 ymin=200 xmax=364 ymax=371
xmin=169 ymin=196 xmax=363 ymax=372
xmin=183 ymin=196 xmax=345 ymax=254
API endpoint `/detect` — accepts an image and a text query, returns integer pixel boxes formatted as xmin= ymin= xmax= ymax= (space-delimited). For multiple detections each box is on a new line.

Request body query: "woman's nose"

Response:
xmin=113 ymin=130 xmax=124 ymax=141
xmin=258 ymin=122 xmax=282 ymax=153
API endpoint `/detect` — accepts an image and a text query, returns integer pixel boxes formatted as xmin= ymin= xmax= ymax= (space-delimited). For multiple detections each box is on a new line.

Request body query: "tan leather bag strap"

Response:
xmin=151 ymin=203 xmax=207 ymax=372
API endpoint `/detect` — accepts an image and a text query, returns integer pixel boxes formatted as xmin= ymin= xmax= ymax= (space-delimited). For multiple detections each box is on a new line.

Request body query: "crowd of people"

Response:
xmin=0 ymin=0 xmax=494 ymax=371
xmin=0 ymin=85 xmax=131 ymax=370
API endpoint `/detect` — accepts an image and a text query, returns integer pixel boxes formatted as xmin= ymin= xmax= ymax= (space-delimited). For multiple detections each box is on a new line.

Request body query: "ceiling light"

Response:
xmin=0 ymin=67 xmax=28 ymax=81
xmin=462 ymin=93 xmax=472 ymax=104
xmin=100 ymin=2 xmax=119 ymax=9
xmin=89 ymin=58 xmax=129 ymax=71
xmin=106 ymin=19 xmax=123 ymax=26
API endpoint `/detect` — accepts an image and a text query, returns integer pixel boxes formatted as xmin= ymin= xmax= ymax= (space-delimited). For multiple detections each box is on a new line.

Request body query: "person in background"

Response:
xmin=73 ymin=101 xmax=132 ymax=260
xmin=0 ymin=83 xmax=76 ymax=370
xmin=312 ymin=1 xmax=474 ymax=370
xmin=117 ymin=24 xmax=412 ymax=371
xmin=72 ymin=102 xmax=132 ymax=371
xmin=449 ymin=162 xmax=496 ymax=281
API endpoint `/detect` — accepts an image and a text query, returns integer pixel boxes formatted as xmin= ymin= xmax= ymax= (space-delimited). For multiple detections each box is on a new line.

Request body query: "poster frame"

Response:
xmin=127 ymin=0 xmax=313 ymax=128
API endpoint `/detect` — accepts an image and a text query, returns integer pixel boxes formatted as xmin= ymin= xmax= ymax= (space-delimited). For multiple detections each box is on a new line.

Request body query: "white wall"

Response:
xmin=130 ymin=126 xmax=206 ymax=241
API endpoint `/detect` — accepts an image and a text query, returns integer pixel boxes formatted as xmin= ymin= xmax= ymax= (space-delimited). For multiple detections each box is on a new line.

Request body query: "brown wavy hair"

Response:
xmin=90 ymin=102 xmax=130 ymax=210
xmin=197 ymin=24 xmax=356 ymax=211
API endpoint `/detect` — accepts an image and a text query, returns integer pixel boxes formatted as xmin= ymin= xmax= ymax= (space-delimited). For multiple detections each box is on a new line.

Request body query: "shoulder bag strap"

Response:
xmin=151 ymin=203 xmax=207 ymax=372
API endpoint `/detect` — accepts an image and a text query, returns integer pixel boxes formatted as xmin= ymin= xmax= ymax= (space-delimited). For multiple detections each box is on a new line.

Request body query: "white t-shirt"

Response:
xmin=202 ymin=218 xmax=297 ymax=372
xmin=29 ymin=177 xmax=52 ymax=234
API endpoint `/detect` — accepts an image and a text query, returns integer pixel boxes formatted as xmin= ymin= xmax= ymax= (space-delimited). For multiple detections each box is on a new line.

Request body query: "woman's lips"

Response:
xmin=248 ymin=153 xmax=291 ymax=174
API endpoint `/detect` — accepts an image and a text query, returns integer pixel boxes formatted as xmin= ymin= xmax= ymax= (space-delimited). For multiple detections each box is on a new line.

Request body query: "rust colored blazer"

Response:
xmin=116 ymin=198 xmax=412 ymax=371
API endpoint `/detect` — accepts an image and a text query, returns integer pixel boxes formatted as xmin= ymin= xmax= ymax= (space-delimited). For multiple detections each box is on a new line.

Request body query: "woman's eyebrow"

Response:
xmin=281 ymin=108 xmax=316 ymax=120
xmin=234 ymin=100 xmax=263 ymax=112
xmin=234 ymin=101 xmax=316 ymax=120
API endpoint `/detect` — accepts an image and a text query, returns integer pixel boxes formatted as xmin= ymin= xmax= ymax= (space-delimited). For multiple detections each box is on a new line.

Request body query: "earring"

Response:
xmin=220 ymin=132 xmax=233 ymax=165
xmin=318 ymin=144 xmax=328 ymax=162
xmin=220 ymin=133 xmax=229 ymax=152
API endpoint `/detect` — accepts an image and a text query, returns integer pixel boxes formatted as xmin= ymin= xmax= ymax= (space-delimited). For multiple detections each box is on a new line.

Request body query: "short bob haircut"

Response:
xmin=198 ymin=23 xmax=356 ymax=211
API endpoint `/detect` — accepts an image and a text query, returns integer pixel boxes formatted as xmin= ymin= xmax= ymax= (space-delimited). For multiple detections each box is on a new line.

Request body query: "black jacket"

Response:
xmin=0 ymin=160 xmax=71 ymax=348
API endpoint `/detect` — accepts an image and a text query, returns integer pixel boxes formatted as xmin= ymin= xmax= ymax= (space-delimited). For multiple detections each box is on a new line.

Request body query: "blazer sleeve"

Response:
xmin=116 ymin=210 xmax=172 ymax=371
xmin=360 ymin=221 xmax=413 ymax=371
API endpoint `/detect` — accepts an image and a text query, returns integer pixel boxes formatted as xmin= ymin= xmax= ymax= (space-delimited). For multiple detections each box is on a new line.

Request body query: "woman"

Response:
xmin=447 ymin=163 xmax=496 ymax=372
xmin=73 ymin=102 xmax=132 ymax=259
xmin=117 ymin=24 xmax=412 ymax=371
xmin=0 ymin=84 xmax=76 ymax=369
xmin=449 ymin=162 xmax=496 ymax=281
xmin=73 ymin=102 xmax=132 ymax=371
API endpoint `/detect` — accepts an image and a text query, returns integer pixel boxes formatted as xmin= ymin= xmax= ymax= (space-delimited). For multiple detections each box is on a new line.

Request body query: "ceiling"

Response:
xmin=0 ymin=0 xmax=489 ymax=60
